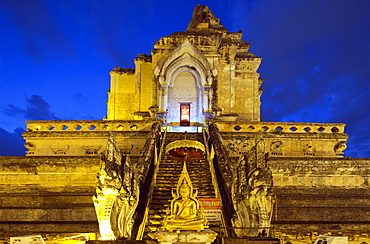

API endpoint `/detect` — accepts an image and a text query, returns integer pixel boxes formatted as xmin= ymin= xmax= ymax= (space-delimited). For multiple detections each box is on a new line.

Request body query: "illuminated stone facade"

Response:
xmin=0 ymin=4 xmax=369 ymax=244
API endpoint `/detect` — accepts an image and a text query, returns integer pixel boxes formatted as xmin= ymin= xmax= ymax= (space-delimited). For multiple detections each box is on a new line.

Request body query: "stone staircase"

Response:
xmin=143 ymin=132 xmax=218 ymax=239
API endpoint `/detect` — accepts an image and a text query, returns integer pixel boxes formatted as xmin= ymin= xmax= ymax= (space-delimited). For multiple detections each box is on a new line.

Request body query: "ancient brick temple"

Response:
xmin=1 ymin=5 xmax=369 ymax=244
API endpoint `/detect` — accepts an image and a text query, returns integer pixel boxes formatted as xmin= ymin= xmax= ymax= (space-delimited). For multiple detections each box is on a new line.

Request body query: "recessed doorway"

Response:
xmin=180 ymin=103 xmax=190 ymax=126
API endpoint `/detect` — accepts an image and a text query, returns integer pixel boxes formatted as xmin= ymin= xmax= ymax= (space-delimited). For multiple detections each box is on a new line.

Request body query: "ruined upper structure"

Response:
xmin=107 ymin=5 xmax=262 ymax=124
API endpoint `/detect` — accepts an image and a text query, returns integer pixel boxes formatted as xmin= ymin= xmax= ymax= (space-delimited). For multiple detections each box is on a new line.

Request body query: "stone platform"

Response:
xmin=149 ymin=229 xmax=217 ymax=244
xmin=86 ymin=240 xmax=146 ymax=244
xmin=222 ymin=237 xmax=280 ymax=244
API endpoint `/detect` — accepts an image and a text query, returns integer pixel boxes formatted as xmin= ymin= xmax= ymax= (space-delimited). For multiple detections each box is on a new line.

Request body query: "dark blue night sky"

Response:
xmin=1 ymin=0 xmax=370 ymax=157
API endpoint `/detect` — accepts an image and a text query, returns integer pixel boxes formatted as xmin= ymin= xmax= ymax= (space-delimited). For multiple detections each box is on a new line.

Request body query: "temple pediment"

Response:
xmin=157 ymin=38 xmax=212 ymax=78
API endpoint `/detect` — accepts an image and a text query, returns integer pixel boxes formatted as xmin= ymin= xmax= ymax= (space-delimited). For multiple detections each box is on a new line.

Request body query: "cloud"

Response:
xmin=2 ymin=95 xmax=59 ymax=120
xmin=3 ymin=0 xmax=75 ymax=62
xmin=0 ymin=127 xmax=26 ymax=156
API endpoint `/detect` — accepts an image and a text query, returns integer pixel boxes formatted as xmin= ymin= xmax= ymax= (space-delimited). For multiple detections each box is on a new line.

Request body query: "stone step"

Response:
xmin=144 ymin=134 xmax=217 ymax=239
xmin=155 ymin=177 xmax=211 ymax=182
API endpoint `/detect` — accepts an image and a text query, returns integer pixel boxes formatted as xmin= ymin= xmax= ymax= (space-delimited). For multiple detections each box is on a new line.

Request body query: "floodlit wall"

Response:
xmin=107 ymin=68 xmax=139 ymax=120
xmin=1 ymin=156 xmax=369 ymax=239
xmin=269 ymin=157 xmax=370 ymax=242
xmin=0 ymin=156 xmax=100 ymax=237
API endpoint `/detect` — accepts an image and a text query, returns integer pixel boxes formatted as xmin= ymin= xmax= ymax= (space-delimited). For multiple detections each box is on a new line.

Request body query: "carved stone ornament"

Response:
xmin=154 ymin=65 xmax=161 ymax=76
xmin=209 ymin=124 xmax=274 ymax=238
xmin=93 ymin=133 xmax=138 ymax=240
xmin=270 ymin=141 xmax=283 ymax=151
xmin=212 ymin=66 xmax=218 ymax=76
xmin=49 ymin=144 xmax=69 ymax=155
xmin=231 ymin=134 xmax=274 ymax=237
xmin=334 ymin=141 xmax=347 ymax=154
xmin=158 ymin=75 xmax=165 ymax=83
xmin=82 ymin=145 xmax=101 ymax=155
xmin=24 ymin=142 xmax=35 ymax=150
xmin=206 ymin=75 xmax=213 ymax=86
xmin=93 ymin=123 xmax=161 ymax=240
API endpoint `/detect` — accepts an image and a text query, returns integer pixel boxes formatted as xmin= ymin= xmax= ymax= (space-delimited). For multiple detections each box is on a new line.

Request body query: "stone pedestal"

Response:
xmin=222 ymin=237 xmax=280 ymax=244
xmin=149 ymin=229 xmax=218 ymax=244
xmin=86 ymin=240 xmax=146 ymax=244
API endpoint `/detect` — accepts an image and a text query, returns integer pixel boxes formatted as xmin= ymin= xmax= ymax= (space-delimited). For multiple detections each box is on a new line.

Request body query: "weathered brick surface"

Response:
xmin=268 ymin=157 xmax=370 ymax=237
xmin=0 ymin=156 xmax=100 ymax=236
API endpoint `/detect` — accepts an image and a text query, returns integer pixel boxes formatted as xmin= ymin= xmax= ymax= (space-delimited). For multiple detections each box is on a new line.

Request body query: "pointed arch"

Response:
xmin=159 ymin=39 xmax=212 ymax=82
xmin=156 ymin=39 xmax=214 ymax=125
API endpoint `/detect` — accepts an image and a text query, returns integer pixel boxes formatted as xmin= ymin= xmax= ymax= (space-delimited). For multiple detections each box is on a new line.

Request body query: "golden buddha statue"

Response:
xmin=163 ymin=162 xmax=208 ymax=232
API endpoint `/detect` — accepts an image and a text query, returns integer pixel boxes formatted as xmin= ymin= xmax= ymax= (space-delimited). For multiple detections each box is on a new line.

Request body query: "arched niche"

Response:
xmin=167 ymin=67 xmax=202 ymax=124
xmin=157 ymin=44 xmax=213 ymax=125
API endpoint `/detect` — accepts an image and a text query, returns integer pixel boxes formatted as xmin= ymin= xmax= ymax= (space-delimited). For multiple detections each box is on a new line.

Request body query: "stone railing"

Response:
xmin=25 ymin=120 xmax=346 ymax=134
xmin=212 ymin=121 xmax=346 ymax=134
xmin=25 ymin=120 xmax=158 ymax=132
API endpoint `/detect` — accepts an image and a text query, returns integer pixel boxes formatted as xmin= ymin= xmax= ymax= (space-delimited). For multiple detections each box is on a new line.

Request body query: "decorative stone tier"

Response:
xmin=23 ymin=121 xmax=160 ymax=156
xmin=212 ymin=121 xmax=346 ymax=134
xmin=25 ymin=120 xmax=158 ymax=132
xmin=268 ymin=157 xmax=370 ymax=188
xmin=211 ymin=121 xmax=348 ymax=158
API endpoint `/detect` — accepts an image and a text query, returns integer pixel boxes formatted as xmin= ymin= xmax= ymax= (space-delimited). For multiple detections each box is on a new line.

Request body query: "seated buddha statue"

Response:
xmin=163 ymin=163 xmax=208 ymax=232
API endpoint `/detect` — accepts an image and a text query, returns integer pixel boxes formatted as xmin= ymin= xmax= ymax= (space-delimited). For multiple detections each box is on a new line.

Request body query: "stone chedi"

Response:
xmin=1 ymin=4 xmax=369 ymax=244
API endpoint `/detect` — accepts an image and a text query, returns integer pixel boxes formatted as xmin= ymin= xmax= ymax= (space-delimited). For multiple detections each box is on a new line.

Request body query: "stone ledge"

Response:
xmin=25 ymin=120 xmax=158 ymax=132
xmin=213 ymin=121 xmax=346 ymax=134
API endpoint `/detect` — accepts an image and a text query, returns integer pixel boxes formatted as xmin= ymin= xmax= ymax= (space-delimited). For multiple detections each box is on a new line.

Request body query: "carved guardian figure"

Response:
xmin=93 ymin=133 xmax=138 ymax=240
xmin=231 ymin=135 xmax=274 ymax=237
